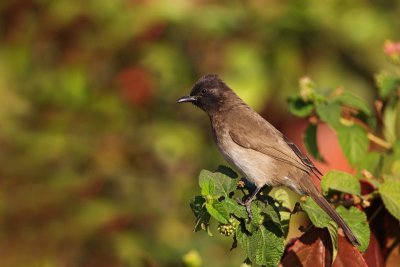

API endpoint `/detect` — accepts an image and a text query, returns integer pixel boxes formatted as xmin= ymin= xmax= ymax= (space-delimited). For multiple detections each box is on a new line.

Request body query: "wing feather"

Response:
xmin=227 ymin=112 xmax=323 ymax=178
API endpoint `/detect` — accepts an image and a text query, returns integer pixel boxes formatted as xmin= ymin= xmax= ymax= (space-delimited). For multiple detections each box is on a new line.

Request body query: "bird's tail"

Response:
xmin=309 ymin=189 xmax=360 ymax=246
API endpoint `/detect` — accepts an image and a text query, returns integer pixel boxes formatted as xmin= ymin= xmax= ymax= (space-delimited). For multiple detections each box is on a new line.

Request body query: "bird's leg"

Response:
xmin=237 ymin=186 xmax=263 ymax=219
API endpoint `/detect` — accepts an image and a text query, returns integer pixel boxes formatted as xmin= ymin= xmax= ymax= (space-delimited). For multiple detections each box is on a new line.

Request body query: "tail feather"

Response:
xmin=310 ymin=192 xmax=361 ymax=246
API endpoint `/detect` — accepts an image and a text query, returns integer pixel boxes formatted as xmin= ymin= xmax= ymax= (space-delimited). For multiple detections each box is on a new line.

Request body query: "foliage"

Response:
xmin=191 ymin=167 xmax=285 ymax=267
xmin=190 ymin=44 xmax=400 ymax=266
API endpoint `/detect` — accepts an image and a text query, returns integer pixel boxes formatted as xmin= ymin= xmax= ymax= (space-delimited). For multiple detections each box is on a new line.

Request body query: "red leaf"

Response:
xmin=362 ymin=232 xmax=384 ymax=267
xmin=281 ymin=228 xmax=333 ymax=267
xmin=333 ymin=235 xmax=368 ymax=267
xmin=281 ymin=228 xmax=371 ymax=267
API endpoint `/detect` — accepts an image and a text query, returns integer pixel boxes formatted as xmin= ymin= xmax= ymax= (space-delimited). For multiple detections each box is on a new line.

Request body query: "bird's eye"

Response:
xmin=200 ymin=89 xmax=208 ymax=95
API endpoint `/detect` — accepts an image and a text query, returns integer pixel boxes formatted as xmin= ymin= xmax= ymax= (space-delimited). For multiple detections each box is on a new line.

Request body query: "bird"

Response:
xmin=177 ymin=74 xmax=360 ymax=246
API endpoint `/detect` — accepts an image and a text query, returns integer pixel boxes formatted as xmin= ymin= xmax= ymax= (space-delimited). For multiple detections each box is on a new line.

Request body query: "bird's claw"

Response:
xmin=237 ymin=197 xmax=253 ymax=220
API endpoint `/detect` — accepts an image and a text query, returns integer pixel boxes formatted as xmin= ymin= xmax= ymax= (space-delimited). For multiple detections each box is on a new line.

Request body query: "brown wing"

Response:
xmin=282 ymin=135 xmax=323 ymax=178
xmin=227 ymin=110 xmax=322 ymax=178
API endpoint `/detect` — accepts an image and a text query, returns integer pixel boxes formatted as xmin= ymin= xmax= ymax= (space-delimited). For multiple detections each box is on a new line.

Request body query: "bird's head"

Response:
xmin=177 ymin=74 xmax=233 ymax=113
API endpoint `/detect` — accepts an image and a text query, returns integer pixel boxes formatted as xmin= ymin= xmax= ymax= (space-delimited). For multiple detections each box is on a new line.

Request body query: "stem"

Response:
xmin=368 ymin=204 xmax=384 ymax=223
xmin=367 ymin=133 xmax=392 ymax=149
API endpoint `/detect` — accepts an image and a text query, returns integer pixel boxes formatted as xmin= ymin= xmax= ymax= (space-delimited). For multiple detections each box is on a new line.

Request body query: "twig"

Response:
xmin=368 ymin=204 xmax=384 ymax=223
xmin=367 ymin=132 xmax=392 ymax=149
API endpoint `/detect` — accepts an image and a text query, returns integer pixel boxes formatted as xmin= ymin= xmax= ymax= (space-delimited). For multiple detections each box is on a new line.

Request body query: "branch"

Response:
xmin=367 ymin=133 xmax=392 ymax=150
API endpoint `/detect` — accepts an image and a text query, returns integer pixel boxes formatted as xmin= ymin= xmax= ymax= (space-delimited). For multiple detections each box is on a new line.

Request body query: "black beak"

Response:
xmin=176 ymin=95 xmax=198 ymax=103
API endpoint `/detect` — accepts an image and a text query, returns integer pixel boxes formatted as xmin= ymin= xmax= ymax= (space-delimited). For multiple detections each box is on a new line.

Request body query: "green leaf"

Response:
xmin=273 ymin=188 xmax=292 ymax=236
xmin=315 ymin=102 xmax=342 ymax=128
xmin=248 ymin=203 xmax=264 ymax=228
xmin=336 ymin=206 xmax=370 ymax=252
xmin=205 ymin=201 xmax=229 ymax=224
xmin=287 ymin=96 xmax=314 ymax=118
xmin=300 ymin=197 xmax=332 ymax=228
xmin=198 ymin=169 xmax=237 ymax=197
xmin=273 ymin=188 xmax=292 ymax=213
xmin=303 ymin=123 xmax=324 ymax=161
xmin=383 ymin=100 xmax=400 ymax=144
xmin=213 ymin=170 xmax=238 ymax=197
xmin=327 ymin=220 xmax=339 ymax=263
xmin=190 ymin=196 xmax=211 ymax=233
xmin=356 ymin=152 xmax=382 ymax=178
xmin=236 ymin=224 xmax=284 ymax=267
xmin=199 ymin=170 xmax=215 ymax=196
xmin=320 ymin=170 xmax=361 ymax=196
xmin=262 ymin=204 xmax=283 ymax=231
xmin=382 ymin=141 xmax=400 ymax=174
xmin=376 ymin=71 xmax=400 ymax=98
xmin=336 ymin=124 xmax=369 ymax=166
xmin=379 ymin=181 xmax=400 ymax=220
xmin=223 ymin=198 xmax=248 ymax=218
xmin=334 ymin=91 xmax=372 ymax=116
xmin=236 ymin=201 xmax=284 ymax=266
xmin=391 ymin=160 xmax=400 ymax=177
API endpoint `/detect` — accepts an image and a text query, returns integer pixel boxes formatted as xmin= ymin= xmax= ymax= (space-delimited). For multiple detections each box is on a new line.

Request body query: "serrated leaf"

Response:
xmin=303 ymin=123 xmax=324 ymax=161
xmin=336 ymin=206 xmax=370 ymax=252
xmin=223 ymin=198 xmax=248 ymax=218
xmin=379 ymin=181 xmax=400 ymax=220
xmin=249 ymin=203 xmax=264 ymax=228
xmin=300 ymin=197 xmax=332 ymax=228
xmin=356 ymin=152 xmax=382 ymax=178
xmin=212 ymin=174 xmax=238 ymax=197
xmin=199 ymin=170 xmax=215 ymax=196
xmin=315 ymin=102 xmax=342 ymax=128
xmin=236 ymin=201 xmax=284 ymax=266
xmin=199 ymin=169 xmax=237 ymax=198
xmin=205 ymin=201 xmax=229 ymax=224
xmin=334 ymin=91 xmax=372 ymax=116
xmin=236 ymin=224 xmax=284 ymax=267
xmin=287 ymin=96 xmax=314 ymax=118
xmin=320 ymin=170 xmax=361 ymax=196
xmin=336 ymin=124 xmax=369 ymax=166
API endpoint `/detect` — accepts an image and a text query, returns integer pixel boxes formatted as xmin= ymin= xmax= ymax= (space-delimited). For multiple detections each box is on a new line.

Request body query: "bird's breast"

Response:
xmin=214 ymin=130 xmax=278 ymax=188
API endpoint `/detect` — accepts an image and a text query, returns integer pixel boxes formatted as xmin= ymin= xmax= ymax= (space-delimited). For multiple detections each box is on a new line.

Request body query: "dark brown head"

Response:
xmin=177 ymin=74 xmax=236 ymax=113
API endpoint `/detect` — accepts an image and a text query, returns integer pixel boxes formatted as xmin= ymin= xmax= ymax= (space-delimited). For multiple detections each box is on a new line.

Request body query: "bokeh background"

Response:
xmin=1 ymin=1 xmax=399 ymax=266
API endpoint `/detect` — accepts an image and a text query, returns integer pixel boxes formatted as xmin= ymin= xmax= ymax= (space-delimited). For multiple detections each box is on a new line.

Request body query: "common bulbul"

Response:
xmin=177 ymin=74 xmax=360 ymax=246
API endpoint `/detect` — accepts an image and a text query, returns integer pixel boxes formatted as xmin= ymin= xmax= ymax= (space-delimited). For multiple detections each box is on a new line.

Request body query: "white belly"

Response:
xmin=218 ymin=136 xmax=275 ymax=187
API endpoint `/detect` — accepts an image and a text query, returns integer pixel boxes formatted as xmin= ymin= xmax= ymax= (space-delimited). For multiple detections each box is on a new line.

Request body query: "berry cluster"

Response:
xmin=218 ymin=218 xmax=237 ymax=236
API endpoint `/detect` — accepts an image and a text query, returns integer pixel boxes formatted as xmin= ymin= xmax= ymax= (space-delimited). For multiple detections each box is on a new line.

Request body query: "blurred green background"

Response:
xmin=0 ymin=1 xmax=399 ymax=266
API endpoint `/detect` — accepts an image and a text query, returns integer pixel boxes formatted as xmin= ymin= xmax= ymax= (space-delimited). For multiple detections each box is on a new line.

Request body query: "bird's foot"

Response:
xmin=237 ymin=197 xmax=253 ymax=220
